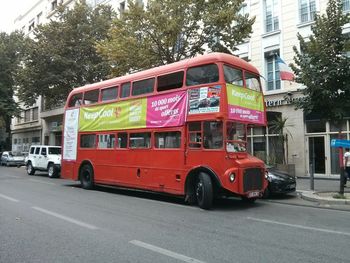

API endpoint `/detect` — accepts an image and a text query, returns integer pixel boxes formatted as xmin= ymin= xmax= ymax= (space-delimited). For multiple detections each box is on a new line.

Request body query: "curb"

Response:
xmin=298 ymin=190 xmax=350 ymax=205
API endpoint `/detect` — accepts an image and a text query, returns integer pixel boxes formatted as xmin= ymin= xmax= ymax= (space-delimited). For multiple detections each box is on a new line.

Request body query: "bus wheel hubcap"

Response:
xmin=196 ymin=182 xmax=203 ymax=201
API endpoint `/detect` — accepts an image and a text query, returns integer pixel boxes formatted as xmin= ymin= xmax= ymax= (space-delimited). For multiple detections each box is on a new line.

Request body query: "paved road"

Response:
xmin=1 ymin=166 xmax=350 ymax=263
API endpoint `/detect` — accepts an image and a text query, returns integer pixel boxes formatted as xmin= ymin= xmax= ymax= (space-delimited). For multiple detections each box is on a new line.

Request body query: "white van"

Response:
xmin=26 ymin=145 xmax=61 ymax=178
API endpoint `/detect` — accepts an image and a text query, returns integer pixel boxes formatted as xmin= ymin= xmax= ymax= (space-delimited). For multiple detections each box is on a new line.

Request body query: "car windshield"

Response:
xmin=48 ymin=147 xmax=61 ymax=155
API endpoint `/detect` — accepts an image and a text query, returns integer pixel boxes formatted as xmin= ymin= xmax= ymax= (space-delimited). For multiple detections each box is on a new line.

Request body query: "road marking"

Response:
xmin=130 ymin=240 xmax=206 ymax=263
xmin=29 ymin=179 xmax=56 ymax=185
xmin=32 ymin=206 xmax=98 ymax=230
xmin=247 ymin=217 xmax=350 ymax=237
xmin=0 ymin=193 xmax=20 ymax=202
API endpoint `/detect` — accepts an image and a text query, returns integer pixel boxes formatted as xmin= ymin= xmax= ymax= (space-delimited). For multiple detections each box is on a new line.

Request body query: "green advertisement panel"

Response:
xmin=79 ymin=98 xmax=147 ymax=132
xmin=226 ymin=84 xmax=264 ymax=111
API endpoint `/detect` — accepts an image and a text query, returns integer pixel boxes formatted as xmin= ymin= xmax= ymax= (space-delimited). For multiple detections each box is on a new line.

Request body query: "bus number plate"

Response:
xmin=247 ymin=191 xmax=260 ymax=198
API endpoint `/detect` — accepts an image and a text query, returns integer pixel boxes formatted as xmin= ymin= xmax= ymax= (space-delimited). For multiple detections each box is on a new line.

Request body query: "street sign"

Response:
xmin=330 ymin=139 xmax=350 ymax=148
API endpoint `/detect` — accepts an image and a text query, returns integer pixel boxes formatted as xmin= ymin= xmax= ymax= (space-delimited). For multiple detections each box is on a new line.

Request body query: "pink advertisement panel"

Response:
xmin=228 ymin=105 xmax=265 ymax=124
xmin=146 ymin=91 xmax=188 ymax=128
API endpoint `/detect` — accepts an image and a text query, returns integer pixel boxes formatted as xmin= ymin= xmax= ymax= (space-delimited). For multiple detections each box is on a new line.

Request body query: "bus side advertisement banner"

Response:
xmin=79 ymin=91 xmax=187 ymax=132
xmin=226 ymin=84 xmax=265 ymax=125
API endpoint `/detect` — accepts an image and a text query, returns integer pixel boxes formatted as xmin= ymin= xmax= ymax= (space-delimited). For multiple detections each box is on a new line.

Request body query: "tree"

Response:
xmin=291 ymin=0 xmax=350 ymax=122
xmin=269 ymin=116 xmax=293 ymax=165
xmin=16 ymin=1 xmax=116 ymax=107
xmin=0 ymin=31 xmax=30 ymax=150
xmin=291 ymin=0 xmax=350 ymax=193
xmin=97 ymin=0 xmax=255 ymax=76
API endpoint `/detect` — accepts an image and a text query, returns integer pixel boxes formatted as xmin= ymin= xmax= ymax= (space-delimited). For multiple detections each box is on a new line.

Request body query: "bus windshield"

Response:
xmin=226 ymin=122 xmax=247 ymax=153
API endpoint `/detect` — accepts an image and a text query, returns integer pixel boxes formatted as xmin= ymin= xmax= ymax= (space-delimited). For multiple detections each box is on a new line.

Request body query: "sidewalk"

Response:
xmin=296 ymin=177 xmax=350 ymax=206
xmin=262 ymin=177 xmax=350 ymax=211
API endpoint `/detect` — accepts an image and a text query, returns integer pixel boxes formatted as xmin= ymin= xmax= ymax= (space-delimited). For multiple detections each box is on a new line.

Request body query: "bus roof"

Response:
xmin=70 ymin=53 xmax=259 ymax=94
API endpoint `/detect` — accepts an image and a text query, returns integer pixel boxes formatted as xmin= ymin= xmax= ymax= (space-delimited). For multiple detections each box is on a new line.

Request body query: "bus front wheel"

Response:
xmin=80 ymin=164 xmax=94 ymax=190
xmin=195 ymin=172 xmax=213 ymax=210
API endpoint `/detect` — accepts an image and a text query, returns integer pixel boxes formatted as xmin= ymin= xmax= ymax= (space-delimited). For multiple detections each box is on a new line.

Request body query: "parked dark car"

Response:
xmin=263 ymin=166 xmax=296 ymax=198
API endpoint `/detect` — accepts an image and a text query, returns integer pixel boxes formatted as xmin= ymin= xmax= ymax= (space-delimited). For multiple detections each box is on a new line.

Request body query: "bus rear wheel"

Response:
xmin=80 ymin=164 xmax=94 ymax=190
xmin=195 ymin=172 xmax=213 ymax=210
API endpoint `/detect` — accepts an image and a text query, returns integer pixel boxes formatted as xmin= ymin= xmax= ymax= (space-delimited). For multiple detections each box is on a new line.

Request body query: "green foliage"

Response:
xmin=97 ymin=0 xmax=255 ymax=76
xmin=0 ymin=31 xmax=31 ymax=132
xmin=16 ymin=1 xmax=116 ymax=107
xmin=291 ymin=0 xmax=350 ymax=124
xmin=0 ymin=31 xmax=29 ymax=118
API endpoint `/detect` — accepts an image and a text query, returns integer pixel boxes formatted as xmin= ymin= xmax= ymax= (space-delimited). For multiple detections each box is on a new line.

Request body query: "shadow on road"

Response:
xmin=63 ymin=183 xmax=268 ymax=211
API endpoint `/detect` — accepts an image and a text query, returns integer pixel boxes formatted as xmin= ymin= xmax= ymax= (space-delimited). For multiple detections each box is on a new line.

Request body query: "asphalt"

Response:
xmin=275 ymin=177 xmax=350 ymax=211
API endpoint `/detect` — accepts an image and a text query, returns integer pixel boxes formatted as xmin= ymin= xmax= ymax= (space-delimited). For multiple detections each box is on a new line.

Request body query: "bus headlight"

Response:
xmin=229 ymin=173 xmax=235 ymax=182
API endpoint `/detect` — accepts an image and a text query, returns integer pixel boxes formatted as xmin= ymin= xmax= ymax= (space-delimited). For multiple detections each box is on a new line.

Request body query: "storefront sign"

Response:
xmin=226 ymin=84 xmax=265 ymax=125
xmin=331 ymin=139 xmax=350 ymax=148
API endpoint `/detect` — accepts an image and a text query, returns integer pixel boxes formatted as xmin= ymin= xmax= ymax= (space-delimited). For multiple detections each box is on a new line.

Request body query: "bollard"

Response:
xmin=310 ymin=163 xmax=314 ymax=191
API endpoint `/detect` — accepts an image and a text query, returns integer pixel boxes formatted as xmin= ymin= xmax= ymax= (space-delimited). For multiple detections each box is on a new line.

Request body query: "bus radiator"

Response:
xmin=243 ymin=168 xmax=264 ymax=192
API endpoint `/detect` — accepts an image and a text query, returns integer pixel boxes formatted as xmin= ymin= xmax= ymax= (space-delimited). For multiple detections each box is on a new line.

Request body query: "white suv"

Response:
xmin=26 ymin=145 xmax=61 ymax=178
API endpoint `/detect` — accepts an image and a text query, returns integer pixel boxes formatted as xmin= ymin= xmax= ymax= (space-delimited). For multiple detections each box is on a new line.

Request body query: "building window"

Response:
xmin=37 ymin=12 xmax=42 ymax=25
xmin=238 ymin=2 xmax=248 ymax=16
xmin=119 ymin=1 xmax=126 ymax=15
xmin=264 ymin=0 xmax=279 ymax=33
xmin=32 ymin=107 xmax=38 ymax=121
xmin=51 ymin=0 xmax=58 ymax=11
xmin=28 ymin=20 xmax=35 ymax=32
xmin=299 ymin=0 xmax=316 ymax=23
xmin=32 ymin=137 xmax=40 ymax=144
xmin=24 ymin=109 xmax=31 ymax=122
xmin=344 ymin=0 xmax=350 ymax=12
xmin=265 ymin=52 xmax=280 ymax=91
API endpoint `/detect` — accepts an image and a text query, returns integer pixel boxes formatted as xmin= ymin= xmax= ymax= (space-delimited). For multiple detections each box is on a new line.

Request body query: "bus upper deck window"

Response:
xmin=121 ymin=82 xmax=131 ymax=98
xmin=84 ymin=89 xmax=99 ymax=105
xmin=186 ymin=64 xmax=219 ymax=86
xmin=224 ymin=65 xmax=243 ymax=86
xmin=101 ymin=86 xmax=118 ymax=101
xmin=132 ymin=78 xmax=155 ymax=96
xmin=157 ymin=71 xmax=184 ymax=92
xmin=245 ymin=72 xmax=261 ymax=92
xmin=68 ymin=93 xmax=83 ymax=107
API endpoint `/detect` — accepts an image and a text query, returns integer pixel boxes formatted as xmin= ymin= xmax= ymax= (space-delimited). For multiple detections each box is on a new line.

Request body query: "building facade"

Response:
xmin=235 ymin=0 xmax=350 ymax=178
xmin=11 ymin=0 xmax=350 ymax=177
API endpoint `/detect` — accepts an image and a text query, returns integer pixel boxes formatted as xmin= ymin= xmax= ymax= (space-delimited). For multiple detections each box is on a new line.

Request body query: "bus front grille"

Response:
xmin=243 ymin=168 xmax=263 ymax=192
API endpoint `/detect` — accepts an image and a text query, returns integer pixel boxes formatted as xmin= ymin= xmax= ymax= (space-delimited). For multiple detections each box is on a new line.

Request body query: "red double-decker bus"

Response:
xmin=61 ymin=53 xmax=267 ymax=209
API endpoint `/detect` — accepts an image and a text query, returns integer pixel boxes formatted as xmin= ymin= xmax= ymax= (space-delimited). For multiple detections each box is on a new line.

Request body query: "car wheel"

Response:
xmin=48 ymin=163 xmax=58 ymax=178
xmin=80 ymin=163 xmax=94 ymax=190
xmin=195 ymin=172 xmax=213 ymax=210
xmin=26 ymin=162 xmax=35 ymax=175
xmin=6 ymin=161 xmax=10 ymax=167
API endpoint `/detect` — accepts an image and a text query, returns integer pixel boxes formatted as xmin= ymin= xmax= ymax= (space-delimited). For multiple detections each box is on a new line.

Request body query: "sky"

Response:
xmin=0 ymin=0 xmax=37 ymax=33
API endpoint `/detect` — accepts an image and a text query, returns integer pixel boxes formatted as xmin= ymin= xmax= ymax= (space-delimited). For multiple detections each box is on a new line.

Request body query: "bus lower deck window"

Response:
xmin=80 ymin=134 xmax=96 ymax=148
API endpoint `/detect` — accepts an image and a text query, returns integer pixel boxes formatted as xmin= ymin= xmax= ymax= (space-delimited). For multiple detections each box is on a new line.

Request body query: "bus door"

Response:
xmin=186 ymin=121 xmax=224 ymax=167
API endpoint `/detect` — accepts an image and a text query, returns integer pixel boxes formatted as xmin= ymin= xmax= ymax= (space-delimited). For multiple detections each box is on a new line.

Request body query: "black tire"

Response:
xmin=48 ymin=163 xmax=58 ymax=178
xmin=195 ymin=172 xmax=213 ymax=210
xmin=26 ymin=162 xmax=35 ymax=175
xmin=80 ymin=163 xmax=94 ymax=190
